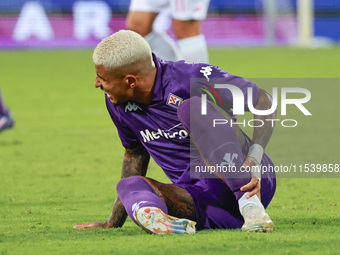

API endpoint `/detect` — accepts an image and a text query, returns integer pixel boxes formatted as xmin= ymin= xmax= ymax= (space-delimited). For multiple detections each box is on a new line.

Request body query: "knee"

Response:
xmin=178 ymin=96 xmax=202 ymax=109
xmin=177 ymin=96 xmax=201 ymax=118
xmin=116 ymin=176 xmax=145 ymax=197
xmin=126 ymin=13 xmax=154 ymax=37
xmin=173 ymin=20 xmax=201 ymax=39
xmin=127 ymin=20 xmax=151 ymax=37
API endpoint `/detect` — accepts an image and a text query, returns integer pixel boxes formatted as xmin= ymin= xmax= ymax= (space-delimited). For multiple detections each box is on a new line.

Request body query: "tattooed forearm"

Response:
xmin=107 ymin=146 xmax=150 ymax=227
xmin=252 ymin=88 xmax=277 ymax=149
xmin=121 ymin=146 xmax=150 ymax=178
xmin=106 ymin=197 xmax=128 ymax=227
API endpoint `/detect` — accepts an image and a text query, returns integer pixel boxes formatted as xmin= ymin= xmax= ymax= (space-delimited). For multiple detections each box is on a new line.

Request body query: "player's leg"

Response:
xmin=173 ymin=20 xmax=209 ymax=63
xmin=0 ymin=90 xmax=14 ymax=132
xmin=127 ymin=0 xmax=183 ymax=61
xmin=116 ymin=176 xmax=196 ymax=234
xmin=126 ymin=11 xmax=157 ymax=37
xmin=178 ymin=97 xmax=249 ymax=198
xmin=171 ymin=0 xmax=210 ymax=63
xmin=177 ymin=97 xmax=274 ymax=232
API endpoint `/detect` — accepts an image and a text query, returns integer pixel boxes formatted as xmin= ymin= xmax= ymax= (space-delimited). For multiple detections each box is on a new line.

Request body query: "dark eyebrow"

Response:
xmin=97 ymin=74 xmax=105 ymax=81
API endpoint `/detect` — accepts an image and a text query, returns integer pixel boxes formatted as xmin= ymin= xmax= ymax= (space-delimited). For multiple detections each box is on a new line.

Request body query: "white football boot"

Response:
xmin=136 ymin=207 xmax=196 ymax=235
xmin=239 ymin=193 xmax=274 ymax=232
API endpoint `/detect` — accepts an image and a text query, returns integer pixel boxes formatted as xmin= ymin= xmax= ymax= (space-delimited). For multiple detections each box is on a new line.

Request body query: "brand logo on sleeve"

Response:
xmin=166 ymin=93 xmax=183 ymax=108
xmin=200 ymin=66 xmax=212 ymax=82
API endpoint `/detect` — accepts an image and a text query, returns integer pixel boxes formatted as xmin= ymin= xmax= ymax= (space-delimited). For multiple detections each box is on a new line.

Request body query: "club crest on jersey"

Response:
xmin=125 ymin=101 xmax=142 ymax=112
xmin=166 ymin=93 xmax=183 ymax=108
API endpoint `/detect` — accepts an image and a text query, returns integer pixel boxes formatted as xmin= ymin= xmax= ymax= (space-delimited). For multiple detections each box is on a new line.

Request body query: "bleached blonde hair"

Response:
xmin=93 ymin=30 xmax=154 ymax=70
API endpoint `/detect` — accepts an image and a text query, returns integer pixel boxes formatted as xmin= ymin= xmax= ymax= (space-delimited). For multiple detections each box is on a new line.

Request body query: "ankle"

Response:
xmin=238 ymin=192 xmax=264 ymax=216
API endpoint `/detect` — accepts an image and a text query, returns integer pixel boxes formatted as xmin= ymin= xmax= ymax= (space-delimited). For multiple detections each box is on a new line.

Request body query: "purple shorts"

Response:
xmin=176 ymin=137 xmax=276 ymax=230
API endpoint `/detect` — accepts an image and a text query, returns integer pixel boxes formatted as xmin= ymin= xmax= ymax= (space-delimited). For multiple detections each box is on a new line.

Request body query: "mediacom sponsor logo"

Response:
xmin=140 ymin=129 xmax=188 ymax=143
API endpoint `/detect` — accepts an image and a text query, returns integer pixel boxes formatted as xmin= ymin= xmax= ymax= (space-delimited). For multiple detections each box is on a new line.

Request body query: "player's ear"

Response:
xmin=125 ymin=75 xmax=137 ymax=89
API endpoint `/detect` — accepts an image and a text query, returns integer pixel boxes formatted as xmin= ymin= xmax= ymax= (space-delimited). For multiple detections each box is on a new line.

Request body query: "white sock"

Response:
xmin=177 ymin=34 xmax=209 ymax=63
xmin=145 ymin=30 xmax=183 ymax=61
xmin=238 ymin=192 xmax=265 ymax=216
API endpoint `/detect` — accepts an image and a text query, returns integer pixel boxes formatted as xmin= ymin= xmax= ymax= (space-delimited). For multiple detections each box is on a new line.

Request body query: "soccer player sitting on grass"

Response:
xmin=74 ymin=30 xmax=276 ymax=234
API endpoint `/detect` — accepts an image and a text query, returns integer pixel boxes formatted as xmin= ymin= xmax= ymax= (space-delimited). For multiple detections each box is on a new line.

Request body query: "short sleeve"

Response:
xmin=192 ymin=64 xmax=260 ymax=113
xmin=105 ymin=96 xmax=141 ymax=149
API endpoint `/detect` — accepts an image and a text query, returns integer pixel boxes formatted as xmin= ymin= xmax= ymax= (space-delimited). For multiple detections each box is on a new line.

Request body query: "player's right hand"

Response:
xmin=240 ymin=156 xmax=261 ymax=200
xmin=73 ymin=221 xmax=113 ymax=229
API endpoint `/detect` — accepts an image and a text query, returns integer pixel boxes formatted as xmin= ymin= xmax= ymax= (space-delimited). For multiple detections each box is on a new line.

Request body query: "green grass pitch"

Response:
xmin=0 ymin=47 xmax=340 ymax=254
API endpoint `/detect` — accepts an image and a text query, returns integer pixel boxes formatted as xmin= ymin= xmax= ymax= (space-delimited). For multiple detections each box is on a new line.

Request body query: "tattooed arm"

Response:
xmin=73 ymin=146 xmax=150 ymax=229
xmin=105 ymin=146 xmax=150 ymax=227
xmin=240 ymin=88 xmax=277 ymax=198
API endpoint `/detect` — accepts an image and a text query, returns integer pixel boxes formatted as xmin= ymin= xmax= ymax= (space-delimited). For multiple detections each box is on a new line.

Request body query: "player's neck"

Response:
xmin=133 ymin=67 xmax=157 ymax=104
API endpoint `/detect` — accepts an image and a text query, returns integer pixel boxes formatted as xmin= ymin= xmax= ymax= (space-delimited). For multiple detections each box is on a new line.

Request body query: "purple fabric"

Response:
xmin=106 ymin=54 xmax=259 ymax=183
xmin=117 ymin=176 xmax=168 ymax=225
xmin=176 ymin=135 xmax=276 ymax=230
xmin=176 ymin=97 xmax=276 ymax=230
xmin=177 ymin=167 xmax=276 ymax=230
xmin=177 ymin=97 xmax=250 ymax=200
xmin=177 ymin=180 xmax=244 ymax=230
xmin=0 ymin=90 xmax=9 ymax=116
xmin=107 ymin=54 xmax=276 ymax=230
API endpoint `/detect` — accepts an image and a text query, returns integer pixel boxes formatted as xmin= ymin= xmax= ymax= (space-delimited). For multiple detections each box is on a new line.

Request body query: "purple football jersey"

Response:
xmin=105 ymin=54 xmax=259 ymax=183
xmin=106 ymin=54 xmax=276 ymax=230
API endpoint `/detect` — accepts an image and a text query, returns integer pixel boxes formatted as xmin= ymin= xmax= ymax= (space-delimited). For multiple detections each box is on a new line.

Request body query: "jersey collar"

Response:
xmin=150 ymin=53 xmax=164 ymax=103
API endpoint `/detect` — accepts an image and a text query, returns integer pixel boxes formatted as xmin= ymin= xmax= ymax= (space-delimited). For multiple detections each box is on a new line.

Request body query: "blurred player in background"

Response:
xmin=74 ymin=30 xmax=276 ymax=234
xmin=0 ymin=90 xmax=14 ymax=133
xmin=127 ymin=0 xmax=210 ymax=63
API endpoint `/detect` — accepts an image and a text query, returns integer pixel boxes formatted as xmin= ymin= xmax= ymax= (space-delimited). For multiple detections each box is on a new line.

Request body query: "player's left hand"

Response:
xmin=240 ymin=156 xmax=261 ymax=200
xmin=73 ymin=221 xmax=113 ymax=229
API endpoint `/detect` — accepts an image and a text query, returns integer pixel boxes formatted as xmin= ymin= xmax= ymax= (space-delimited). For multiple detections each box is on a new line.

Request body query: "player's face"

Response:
xmin=94 ymin=65 xmax=132 ymax=105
